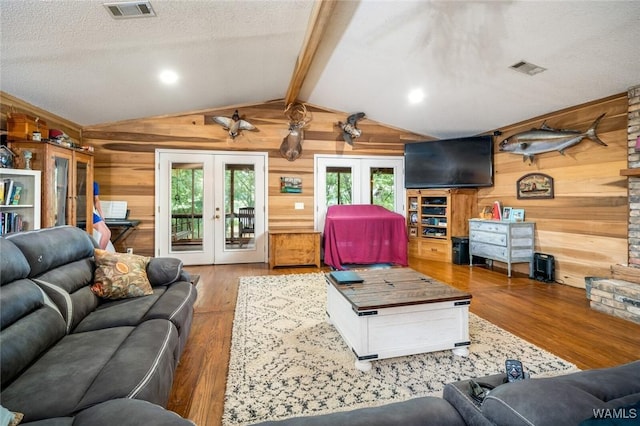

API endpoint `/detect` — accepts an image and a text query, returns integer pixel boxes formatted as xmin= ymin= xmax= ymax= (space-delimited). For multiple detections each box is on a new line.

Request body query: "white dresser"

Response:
xmin=469 ymin=219 xmax=535 ymax=277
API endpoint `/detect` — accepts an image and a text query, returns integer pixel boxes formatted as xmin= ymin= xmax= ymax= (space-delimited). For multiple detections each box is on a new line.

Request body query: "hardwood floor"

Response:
xmin=168 ymin=259 xmax=640 ymax=425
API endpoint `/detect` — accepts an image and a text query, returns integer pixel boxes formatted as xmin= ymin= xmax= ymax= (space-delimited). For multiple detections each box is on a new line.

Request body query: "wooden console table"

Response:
xmin=268 ymin=230 xmax=321 ymax=268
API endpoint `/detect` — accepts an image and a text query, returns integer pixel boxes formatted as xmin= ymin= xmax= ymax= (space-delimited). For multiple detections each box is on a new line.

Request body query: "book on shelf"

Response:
xmin=10 ymin=183 xmax=22 ymax=205
xmin=1 ymin=212 xmax=23 ymax=235
xmin=1 ymin=179 xmax=24 ymax=205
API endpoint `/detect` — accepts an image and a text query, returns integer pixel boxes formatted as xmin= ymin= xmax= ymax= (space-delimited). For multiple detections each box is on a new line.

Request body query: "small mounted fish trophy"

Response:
xmin=212 ymin=110 xmax=257 ymax=139
xmin=337 ymin=112 xmax=365 ymax=145
xmin=280 ymin=103 xmax=311 ymax=162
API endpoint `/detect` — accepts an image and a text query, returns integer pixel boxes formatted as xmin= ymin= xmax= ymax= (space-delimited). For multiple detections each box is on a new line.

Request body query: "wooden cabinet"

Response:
xmin=269 ymin=230 xmax=321 ymax=268
xmin=469 ymin=219 xmax=535 ymax=277
xmin=407 ymin=189 xmax=477 ymax=262
xmin=0 ymin=168 xmax=41 ymax=234
xmin=8 ymin=141 xmax=93 ymax=233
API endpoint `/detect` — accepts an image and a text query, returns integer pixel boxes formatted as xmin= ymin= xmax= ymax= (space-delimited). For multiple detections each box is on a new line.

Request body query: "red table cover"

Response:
xmin=323 ymin=204 xmax=409 ymax=270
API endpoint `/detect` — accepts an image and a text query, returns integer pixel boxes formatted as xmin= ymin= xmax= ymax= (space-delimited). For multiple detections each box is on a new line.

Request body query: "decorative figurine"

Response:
xmin=23 ymin=150 xmax=32 ymax=170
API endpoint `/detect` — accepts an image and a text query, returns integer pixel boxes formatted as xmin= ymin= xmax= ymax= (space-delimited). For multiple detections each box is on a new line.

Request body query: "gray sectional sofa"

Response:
xmin=255 ymin=359 xmax=640 ymax=425
xmin=0 ymin=226 xmax=196 ymax=425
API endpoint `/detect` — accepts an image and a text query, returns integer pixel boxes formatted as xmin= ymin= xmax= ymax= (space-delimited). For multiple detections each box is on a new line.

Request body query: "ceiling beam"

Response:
xmin=284 ymin=0 xmax=338 ymax=106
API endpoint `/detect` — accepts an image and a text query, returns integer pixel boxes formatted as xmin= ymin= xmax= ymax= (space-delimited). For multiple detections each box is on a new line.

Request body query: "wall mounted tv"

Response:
xmin=404 ymin=135 xmax=494 ymax=189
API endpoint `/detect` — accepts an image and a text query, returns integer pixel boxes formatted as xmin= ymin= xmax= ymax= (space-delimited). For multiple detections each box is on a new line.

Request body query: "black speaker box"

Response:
xmin=532 ymin=252 xmax=555 ymax=283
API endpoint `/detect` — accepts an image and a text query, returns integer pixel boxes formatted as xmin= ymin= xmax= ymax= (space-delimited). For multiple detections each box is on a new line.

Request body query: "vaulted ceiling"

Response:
xmin=1 ymin=0 xmax=639 ymax=139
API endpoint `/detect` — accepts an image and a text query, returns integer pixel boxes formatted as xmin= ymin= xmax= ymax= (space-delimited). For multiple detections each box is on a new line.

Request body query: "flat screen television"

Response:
xmin=404 ymin=135 xmax=494 ymax=189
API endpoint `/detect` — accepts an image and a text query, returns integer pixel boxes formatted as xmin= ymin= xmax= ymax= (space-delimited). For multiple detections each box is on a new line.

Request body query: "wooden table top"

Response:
xmin=326 ymin=268 xmax=472 ymax=311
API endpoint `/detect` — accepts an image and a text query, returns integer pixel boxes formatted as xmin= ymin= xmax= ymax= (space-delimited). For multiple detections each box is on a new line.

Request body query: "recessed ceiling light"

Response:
xmin=159 ymin=70 xmax=179 ymax=85
xmin=408 ymin=88 xmax=425 ymax=104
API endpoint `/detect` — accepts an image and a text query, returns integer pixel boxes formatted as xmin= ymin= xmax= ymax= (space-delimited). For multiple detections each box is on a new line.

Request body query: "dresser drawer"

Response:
xmin=470 ymin=242 xmax=508 ymax=261
xmin=418 ymin=239 xmax=449 ymax=262
xmin=470 ymin=230 xmax=507 ymax=246
xmin=470 ymin=221 xmax=508 ymax=233
xmin=511 ymin=226 xmax=534 ymax=238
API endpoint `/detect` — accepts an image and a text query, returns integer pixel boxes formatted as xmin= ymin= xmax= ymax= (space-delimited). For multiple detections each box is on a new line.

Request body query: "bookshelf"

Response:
xmin=406 ymin=188 xmax=477 ymax=262
xmin=0 ymin=168 xmax=41 ymax=234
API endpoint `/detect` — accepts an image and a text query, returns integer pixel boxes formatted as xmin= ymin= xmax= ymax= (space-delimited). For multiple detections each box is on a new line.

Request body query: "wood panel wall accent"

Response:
xmin=81 ymin=100 xmax=426 ymax=256
xmin=2 ymin=90 xmax=630 ymax=288
xmin=1 ymin=91 xmax=82 ymax=142
xmin=480 ymin=93 xmax=629 ymax=288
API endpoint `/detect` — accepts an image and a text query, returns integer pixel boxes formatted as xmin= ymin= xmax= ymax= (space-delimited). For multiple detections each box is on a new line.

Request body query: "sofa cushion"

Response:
xmin=0 ymin=238 xmax=30 ymax=285
xmin=73 ymin=281 xmax=196 ymax=358
xmin=0 ymin=278 xmax=66 ymax=389
xmin=33 ymin=258 xmax=97 ymax=333
xmin=1 ymin=319 xmax=179 ymax=423
xmin=253 ymin=396 xmax=466 ymax=426
xmin=70 ymin=399 xmax=194 ymax=426
xmin=91 ymin=249 xmax=153 ymax=299
xmin=6 ymin=226 xmax=95 ymax=278
xmin=482 ymin=361 xmax=640 ymax=425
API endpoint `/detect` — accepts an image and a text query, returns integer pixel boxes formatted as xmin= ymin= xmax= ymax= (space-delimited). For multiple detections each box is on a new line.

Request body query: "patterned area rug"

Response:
xmin=223 ymin=273 xmax=578 ymax=425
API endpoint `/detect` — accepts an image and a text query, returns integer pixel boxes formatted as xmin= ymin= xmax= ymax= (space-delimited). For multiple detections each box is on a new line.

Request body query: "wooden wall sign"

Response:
xmin=517 ymin=173 xmax=554 ymax=199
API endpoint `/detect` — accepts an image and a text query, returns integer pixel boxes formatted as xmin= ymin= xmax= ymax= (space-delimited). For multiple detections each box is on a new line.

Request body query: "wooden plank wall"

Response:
xmin=480 ymin=93 xmax=629 ymax=287
xmin=80 ymin=101 xmax=426 ymax=256
xmin=1 ymin=92 xmax=82 ymax=143
xmin=2 ymin=91 xmax=630 ymax=288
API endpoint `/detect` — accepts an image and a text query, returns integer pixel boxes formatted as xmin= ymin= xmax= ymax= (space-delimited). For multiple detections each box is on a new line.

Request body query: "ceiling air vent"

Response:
xmin=510 ymin=60 xmax=546 ymax=76
xmin=104 ymin=1 xmax=156 ymax=19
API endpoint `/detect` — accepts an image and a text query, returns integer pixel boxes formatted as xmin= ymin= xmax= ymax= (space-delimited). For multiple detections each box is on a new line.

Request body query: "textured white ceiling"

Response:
xmin=1 ymin=0 xmax=639 ymax=138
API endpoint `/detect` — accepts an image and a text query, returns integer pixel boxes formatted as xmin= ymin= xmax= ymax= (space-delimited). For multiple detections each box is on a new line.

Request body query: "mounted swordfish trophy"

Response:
xmin=498 ymin=113 xmax=607 ymax=164
xmin=279 ymin=103 xmax=312 ymax=162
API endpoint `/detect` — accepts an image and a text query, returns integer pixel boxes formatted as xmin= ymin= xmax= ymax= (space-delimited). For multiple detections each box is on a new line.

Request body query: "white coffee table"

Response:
xmin=326 ymin=268 xmax=472 ymax=371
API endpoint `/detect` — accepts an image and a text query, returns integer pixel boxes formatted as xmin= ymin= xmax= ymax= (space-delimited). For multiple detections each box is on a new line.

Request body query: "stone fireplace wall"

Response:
xmin=628 ymin=85 xmax=640 ymax=266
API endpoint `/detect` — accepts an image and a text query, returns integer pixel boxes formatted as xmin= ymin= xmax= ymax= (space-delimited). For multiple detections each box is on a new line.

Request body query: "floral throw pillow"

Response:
xmin=91 ymin=249 xmax=153 ymax=299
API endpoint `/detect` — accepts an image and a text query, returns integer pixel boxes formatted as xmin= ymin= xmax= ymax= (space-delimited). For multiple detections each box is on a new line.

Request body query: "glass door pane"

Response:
xmin=76 ymin=160 xmax=88 ymax=228
xmin=224 ymin=163 xmax=255 ymax=250
xmin=326 ymin=166 xmax=352 ymax=206
xmin=53 ymin=157 xmax=69 ymax=226
xmin=170 ymin=162 xmax=204 ymax=252
xmin=370 ymin=167 xmax=395 ymax=210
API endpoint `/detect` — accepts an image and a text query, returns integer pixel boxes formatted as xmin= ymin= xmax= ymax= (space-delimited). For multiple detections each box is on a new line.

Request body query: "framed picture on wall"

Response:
xmin=517 ymin=173 xmax=554 ymax=199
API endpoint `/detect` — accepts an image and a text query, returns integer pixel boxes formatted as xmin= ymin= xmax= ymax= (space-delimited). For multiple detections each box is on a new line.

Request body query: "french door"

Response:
xmin=315 ymin=155 xmax=404 ymax=232
xmin=155 ymin=149 xmax=267 ymax=265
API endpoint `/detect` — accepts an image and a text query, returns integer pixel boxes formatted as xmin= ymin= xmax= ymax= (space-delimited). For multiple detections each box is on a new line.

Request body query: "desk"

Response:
xmin=323 ymin=205 xmax=408 ymax=270
xmin=104 ymin=219 xmax=141 ymax=244
xmin=78 ymin=219 xmax=141 ymax=244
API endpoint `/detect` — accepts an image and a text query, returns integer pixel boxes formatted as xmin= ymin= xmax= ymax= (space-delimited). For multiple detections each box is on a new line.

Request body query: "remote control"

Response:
xmin=505 ymin=359 xmax=525 ymax=382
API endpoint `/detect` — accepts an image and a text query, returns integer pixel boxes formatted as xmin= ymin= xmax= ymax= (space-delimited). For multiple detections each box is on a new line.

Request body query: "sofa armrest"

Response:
xmin=147 ymin=258 xmax=189 ymax=286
